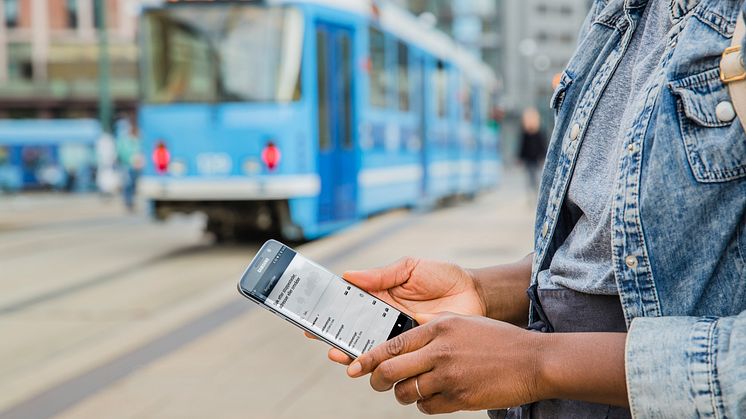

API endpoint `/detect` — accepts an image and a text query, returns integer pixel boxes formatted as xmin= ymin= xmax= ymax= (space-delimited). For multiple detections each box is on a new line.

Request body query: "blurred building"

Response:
xmin=496 ymin=0 xmax=591 ymax=159
xmin=0 ymin=0 xmax=139 ymax=119
xmin=499 ymin=0 xmax=590 ymax=114
xmin=401 ymin=0 xmax=501 ymax=73
xmin=401 ymin=0 xmax=591 ymax=160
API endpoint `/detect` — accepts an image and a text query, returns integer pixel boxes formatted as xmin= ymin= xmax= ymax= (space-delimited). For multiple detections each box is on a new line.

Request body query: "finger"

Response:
xmin=370 ymin=348 xmax=433 ymax=392
xmin=304 ymin=331 xmax=319 ymax=340
xmin=393 ymin=371 xmax=438 ymax=405
xmin=342 ymin=257 xmax=418 ymax=291
xmin=348 ymin=324 xmax=434 ymax=378
xmin=417 ymin=394 xmax=460 ymax=415
xmin=328 ymin=347 xmax=353 ymax=365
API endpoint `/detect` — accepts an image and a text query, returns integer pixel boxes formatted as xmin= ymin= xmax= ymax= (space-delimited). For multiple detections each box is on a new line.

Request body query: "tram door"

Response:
xmin=413 ymin=53 xmax=429 ymax=197
xmin=315 ymin=22 xmax=357 ymax=223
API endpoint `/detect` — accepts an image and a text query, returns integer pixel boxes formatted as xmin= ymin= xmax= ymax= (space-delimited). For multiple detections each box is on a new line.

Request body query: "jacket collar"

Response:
xmin=597 ymin=0 xmax=702 ymax=29
xmin=669 ymin=0 xmax=701 ymax=21
xmin=622 ymin=0 xmax=702 ymax=23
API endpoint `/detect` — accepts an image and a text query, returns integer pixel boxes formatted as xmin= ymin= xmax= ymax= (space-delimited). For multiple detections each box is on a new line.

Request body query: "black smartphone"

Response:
xmin=237 ymin=240 xmax=418 ymax=359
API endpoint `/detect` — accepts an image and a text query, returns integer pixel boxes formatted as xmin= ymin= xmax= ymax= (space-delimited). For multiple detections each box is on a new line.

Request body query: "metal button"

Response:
xmin=541 ymin=221 xmax=549 ymax=238
xmin=625 ymin=255 xmax=638 ymax=269
xmin=716 ymin=101 xmax=736 ymax=123
xmin=627 ymin=143 xmax=636 ymax=153
xmin=569 ymin=124 xmax=581 ymax=141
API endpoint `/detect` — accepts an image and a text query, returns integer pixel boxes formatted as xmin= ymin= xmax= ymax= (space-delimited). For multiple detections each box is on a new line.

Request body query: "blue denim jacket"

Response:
xmin=532 ymin=0 xmax=746 ymax=417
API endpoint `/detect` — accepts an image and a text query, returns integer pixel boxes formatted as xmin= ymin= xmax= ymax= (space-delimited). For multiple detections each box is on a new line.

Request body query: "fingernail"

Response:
xmin=347 ymin=361 xmax=362 ymax=377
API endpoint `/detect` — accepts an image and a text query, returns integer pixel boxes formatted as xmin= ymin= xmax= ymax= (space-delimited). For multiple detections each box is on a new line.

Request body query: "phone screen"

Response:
xmin=238 ymin=240 xmax=416 ymax=358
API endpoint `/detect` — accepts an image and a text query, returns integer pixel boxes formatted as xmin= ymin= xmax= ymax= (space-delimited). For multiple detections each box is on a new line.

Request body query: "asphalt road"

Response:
xmin=0 ymin=182 xmax=534 ymax=419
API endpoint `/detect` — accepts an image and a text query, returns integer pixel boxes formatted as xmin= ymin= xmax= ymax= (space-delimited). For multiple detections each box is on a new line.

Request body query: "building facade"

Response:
xmin=402 ymin=0 xmax=591 ymax=160
xmin=496 ymin=0 xmax=590 ymax=158
xmin=499 ymin=0 xmax=590 ymax=113
xmin=0 ymin=0 xmax=139 ymax=119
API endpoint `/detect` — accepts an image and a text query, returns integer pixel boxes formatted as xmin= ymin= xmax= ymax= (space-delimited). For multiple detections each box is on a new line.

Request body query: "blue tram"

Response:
xmin=0 ymin=119 xmax=100 ymax=192
xmin=137 ymin=0 xmax=500 ymax=240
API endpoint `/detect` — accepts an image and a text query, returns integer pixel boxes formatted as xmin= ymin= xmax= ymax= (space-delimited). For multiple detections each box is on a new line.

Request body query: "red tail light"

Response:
xmin=152 ymin=141 xmax=171 ymax=174
xmin=261 ymin=142 xmax=281 ymax=171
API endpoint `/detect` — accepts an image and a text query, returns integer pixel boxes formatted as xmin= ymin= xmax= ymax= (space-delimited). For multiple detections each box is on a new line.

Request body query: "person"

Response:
xmin=517 ymin=107 xmax=548 ymax=193
xmin=96 ymin=130 xmax=118 ymax=196
xmin=116 ymin=120 xmax=143 ymax=212
xmin=308 ymin=0 xmax=746 ymax=417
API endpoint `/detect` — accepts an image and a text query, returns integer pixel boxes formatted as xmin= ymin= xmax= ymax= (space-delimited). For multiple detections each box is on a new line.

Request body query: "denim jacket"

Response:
xmin=532 ymin=0 xmax=746 ymax=417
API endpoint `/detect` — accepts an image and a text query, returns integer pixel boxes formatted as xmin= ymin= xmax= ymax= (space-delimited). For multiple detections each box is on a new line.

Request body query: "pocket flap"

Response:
xmin=670 ymin=68 xmax=733 ymax=128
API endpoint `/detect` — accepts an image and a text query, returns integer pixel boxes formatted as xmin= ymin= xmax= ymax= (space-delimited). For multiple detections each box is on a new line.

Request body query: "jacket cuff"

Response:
xmin=626 ymin=316 xmax=727 ymax=419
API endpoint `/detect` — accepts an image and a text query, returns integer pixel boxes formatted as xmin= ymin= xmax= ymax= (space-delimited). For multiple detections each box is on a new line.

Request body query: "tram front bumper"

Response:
xmin=138 ymin=175 xmax=321 ymax=201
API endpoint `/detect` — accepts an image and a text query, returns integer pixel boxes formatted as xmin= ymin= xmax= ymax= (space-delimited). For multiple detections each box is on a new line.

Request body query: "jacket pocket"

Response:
xmin=550 ymin=71 xmax=574 ymax=115
xmin=670 ymin=68 xmax=746 ymax=183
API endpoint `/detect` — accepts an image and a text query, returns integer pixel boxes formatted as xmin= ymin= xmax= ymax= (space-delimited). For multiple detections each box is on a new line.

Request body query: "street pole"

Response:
xmin=96 ymin=0 xmax=112 ymax=134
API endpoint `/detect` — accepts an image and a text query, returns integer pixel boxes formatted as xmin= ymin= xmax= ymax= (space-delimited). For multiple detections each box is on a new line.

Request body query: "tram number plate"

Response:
xmin=197 ymin=153 xmax=232 ymax=176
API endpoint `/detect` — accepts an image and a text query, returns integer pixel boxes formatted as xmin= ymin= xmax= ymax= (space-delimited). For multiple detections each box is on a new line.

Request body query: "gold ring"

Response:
xmin=415 ymin=377 xmax=424 ymax=400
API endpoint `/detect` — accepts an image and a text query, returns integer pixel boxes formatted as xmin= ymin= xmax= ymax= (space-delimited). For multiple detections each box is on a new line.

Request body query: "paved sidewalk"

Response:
xmin=0 ymin=193 xmax=132 ymax=231
xmin=55 ymin=183 xmax=534 ymax=418
xmin=0 ymin=172 xmax=537 ymax=419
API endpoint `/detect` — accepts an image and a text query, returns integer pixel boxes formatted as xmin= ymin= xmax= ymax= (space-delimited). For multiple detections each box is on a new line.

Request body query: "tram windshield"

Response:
xmin=140 ymin=6 xmax=304 ymax=104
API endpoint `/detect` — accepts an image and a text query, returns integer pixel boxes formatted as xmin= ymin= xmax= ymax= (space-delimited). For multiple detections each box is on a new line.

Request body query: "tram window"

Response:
xmin=461 ymin=79 xmax=472 ymax=121
xmin=340 ymin=33 xmax=353 ymax=150
xmin=316 ymin=30 xmax=331 ymax=151
xmin=141 ymin=7 xmax=303 ymax=103
xmin=369 ymin=27 xmax=388 ymax=108
xmin=397 ymin=41 xmax=410 ymax=111
xmin=472 ymin=84 xmax=481 ymax=125
xmin=433 ymin=61 xmax=447 ymax=118
xmin=480 ymin=91 xmax=489 ymax=126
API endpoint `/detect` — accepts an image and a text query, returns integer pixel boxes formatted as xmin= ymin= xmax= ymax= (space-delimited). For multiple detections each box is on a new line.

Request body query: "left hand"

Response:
xmin=346 ymin=312 xmax=545 ymax=414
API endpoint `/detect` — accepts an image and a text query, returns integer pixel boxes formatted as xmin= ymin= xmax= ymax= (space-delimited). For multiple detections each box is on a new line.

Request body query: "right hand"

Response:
xmin=306 ymin=257 xmax=485 ymax=365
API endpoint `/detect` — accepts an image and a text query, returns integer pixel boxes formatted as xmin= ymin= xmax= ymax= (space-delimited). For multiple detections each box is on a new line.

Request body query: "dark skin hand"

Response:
xmin=307 ymin=255 xmax=533 ymax=364
xmin=305 ymin=255 xmax=629 ymax=414
xmin=346 ymin=313 xmax=628 ymax=413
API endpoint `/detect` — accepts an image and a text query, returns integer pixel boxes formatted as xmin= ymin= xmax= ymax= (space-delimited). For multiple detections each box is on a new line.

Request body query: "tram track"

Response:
xmin=0 ymin=242 xmax=214 ymax=315
xmin=0 ymin=212 xmax=418 ymax=419
xmin=0 ymin=218 xmax=143 ymax=261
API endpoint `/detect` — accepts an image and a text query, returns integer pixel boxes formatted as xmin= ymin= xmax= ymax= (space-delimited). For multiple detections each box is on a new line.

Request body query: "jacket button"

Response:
xmin=716 ymin=101 xmax=736 ymax=123
xmin=569 ymin=124 xmax=581 ymax=141
xmin=625 ymin=255 xmax=638 ymax=269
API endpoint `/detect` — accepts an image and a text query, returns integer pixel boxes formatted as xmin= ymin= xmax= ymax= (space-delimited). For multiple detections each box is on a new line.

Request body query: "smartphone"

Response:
xmin=237 ymin=240 xmax=417 ymax=359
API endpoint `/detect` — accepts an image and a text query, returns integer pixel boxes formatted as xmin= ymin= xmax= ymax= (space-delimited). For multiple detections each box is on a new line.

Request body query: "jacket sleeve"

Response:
xmin=625 ymin=311 xmax=746 ymax=418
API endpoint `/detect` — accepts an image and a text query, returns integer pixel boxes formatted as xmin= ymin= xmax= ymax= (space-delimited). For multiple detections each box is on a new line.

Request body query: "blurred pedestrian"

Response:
xmin=517 ymin=107 xmax=547 ymax=193
xmin=96 ymin=130 xmax=118 ymax=196
xmin=116 ymin=120 xmax=144 ymax=212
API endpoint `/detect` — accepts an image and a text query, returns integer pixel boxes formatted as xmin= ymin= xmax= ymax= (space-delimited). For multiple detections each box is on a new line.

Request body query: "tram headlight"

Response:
xmin=168 ymin=159 xmax=187 ymax=177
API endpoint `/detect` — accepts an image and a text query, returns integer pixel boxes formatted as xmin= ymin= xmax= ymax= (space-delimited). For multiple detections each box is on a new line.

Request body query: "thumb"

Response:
xmin=413 ymin=312 xmax=440 ymax=324
xmin=341 ymin=269 xmax=381 ymax=290
xmin=342 ymin=257 xmax=415 ymax=292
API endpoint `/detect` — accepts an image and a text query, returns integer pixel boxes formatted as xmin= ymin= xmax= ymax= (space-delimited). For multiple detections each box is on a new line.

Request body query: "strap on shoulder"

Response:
xmin=721 ymin=14 xmax=746 ymax=131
